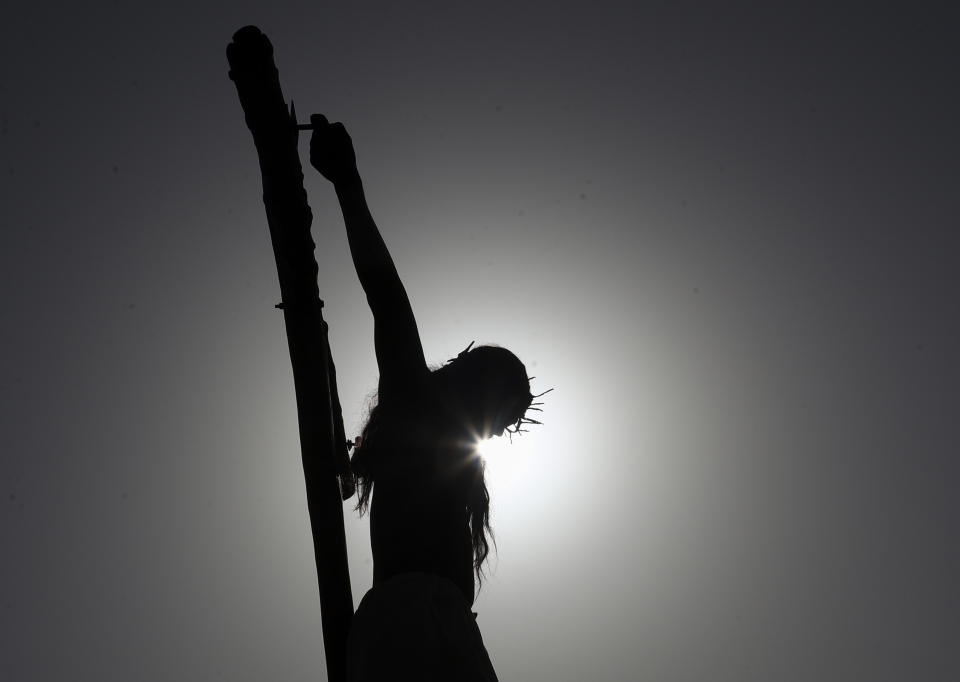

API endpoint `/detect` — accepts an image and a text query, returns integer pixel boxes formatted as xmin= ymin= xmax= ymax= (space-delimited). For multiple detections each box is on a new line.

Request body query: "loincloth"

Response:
xmin=347 ymin=572 xmax=499 ymax=682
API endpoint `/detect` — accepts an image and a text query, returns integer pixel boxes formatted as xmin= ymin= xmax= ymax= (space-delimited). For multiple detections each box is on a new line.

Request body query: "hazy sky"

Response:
xmin=3 ymin=2 xmax=959 ymax=680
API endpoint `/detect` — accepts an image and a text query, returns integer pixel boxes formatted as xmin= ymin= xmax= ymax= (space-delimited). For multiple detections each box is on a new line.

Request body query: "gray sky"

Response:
xmin=2 ymin=2 xmax=959 ymax=680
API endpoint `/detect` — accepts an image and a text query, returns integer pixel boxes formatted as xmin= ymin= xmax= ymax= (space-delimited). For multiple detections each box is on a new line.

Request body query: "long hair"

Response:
xmin=350 ymin=345 xmax=532 ymax=585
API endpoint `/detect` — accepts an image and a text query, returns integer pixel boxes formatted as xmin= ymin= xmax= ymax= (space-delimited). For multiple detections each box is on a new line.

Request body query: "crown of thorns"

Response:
xmin=447 ymin=341 xmax=554 ymax=441
xmin=504 ymin=385 xmax=553 ymax=441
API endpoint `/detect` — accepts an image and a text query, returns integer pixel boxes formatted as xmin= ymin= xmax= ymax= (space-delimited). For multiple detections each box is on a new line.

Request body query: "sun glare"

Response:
xmin=475 ymin=433 xmax=534 ymax=492
xmin=475 ymin=434 xmax=511 ymax=463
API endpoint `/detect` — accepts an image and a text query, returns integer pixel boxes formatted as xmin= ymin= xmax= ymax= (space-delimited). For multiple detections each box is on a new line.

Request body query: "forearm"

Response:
xmin=334 ymin=172 xmax=427 ymax=377
xmin=334 ymin=173 xmax=402 ymax=297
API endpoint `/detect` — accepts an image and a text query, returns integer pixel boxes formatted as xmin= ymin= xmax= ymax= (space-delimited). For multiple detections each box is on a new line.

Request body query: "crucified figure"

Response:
xmin=309 ymin=114 xmax=540 ymax=682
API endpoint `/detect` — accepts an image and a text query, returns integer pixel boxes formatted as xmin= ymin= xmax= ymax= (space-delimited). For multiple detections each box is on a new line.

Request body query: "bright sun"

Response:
xmin=474 ymin=433 xmax=533 ymax=491
xmin=475 ymin=434 xmax=512 ymax=462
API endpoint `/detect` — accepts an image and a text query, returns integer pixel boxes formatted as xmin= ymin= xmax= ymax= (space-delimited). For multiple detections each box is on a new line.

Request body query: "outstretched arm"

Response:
xmin=309 ymin=115 xmax=427 ymax=388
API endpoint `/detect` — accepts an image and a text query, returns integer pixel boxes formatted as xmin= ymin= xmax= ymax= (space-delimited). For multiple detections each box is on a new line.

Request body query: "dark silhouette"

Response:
xmin=309 ymin=116 xmax=539 ymax=681
xmin=227 ymin=27 xmax=354 ymax=682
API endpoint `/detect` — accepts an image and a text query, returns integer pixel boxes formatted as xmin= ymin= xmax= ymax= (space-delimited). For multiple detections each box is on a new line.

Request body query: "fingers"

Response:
xmin=309 ymin=115 xmax=351 ymax=147
xmin=309 ymin=115 xmax=332 ymax=145
xmin=308 ymin=115 xmax=349 ymax=135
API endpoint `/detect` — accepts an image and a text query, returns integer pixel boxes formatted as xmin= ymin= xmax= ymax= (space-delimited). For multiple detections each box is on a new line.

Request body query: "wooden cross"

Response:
xmin=227 ymin=25 xmax=354 ymax=682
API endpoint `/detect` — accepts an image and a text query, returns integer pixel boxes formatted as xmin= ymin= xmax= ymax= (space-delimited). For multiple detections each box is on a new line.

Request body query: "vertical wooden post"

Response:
xmin=227 ymin=25 xmax=353 ymax=682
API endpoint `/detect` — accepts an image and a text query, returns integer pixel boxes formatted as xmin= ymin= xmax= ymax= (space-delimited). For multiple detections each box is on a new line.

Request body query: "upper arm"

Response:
xmin=331 ymin=174 xmax=429 ymax=389
xmin=364 ymin=268 xmax=429 ymax=392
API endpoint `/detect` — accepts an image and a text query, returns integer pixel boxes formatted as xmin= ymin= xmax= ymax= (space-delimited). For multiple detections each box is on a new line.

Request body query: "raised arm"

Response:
xmin=308 ymin=115 xmax=427 ymax=388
